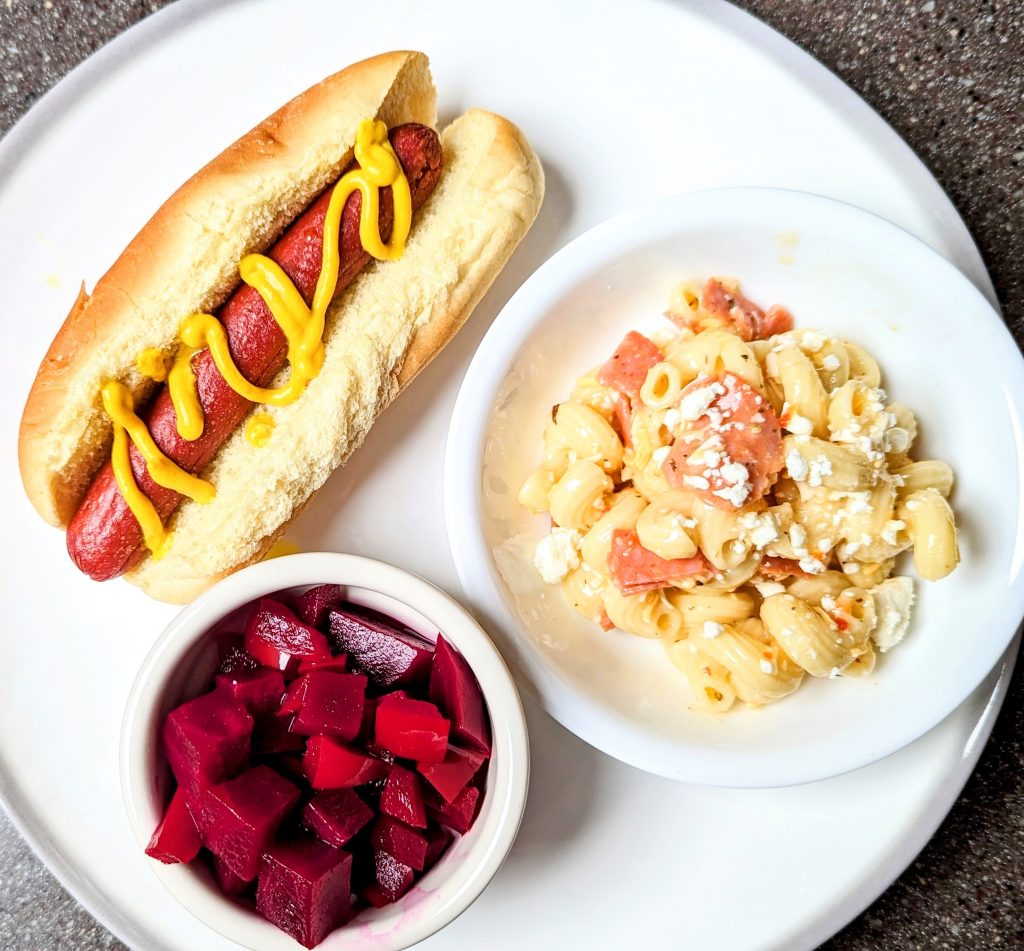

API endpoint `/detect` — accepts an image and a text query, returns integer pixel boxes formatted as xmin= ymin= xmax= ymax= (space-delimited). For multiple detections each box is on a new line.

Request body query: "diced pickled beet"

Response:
xmin=211 ymin=852 xmax=252 ymax=894
xmin=427 ymin=784 xmax=480 ymax=834
xmin=360 ymin=883 xmax=393 ymax=908
xmin=257 ymin=838 xmax=352 ymax=949
xmin=371 ymin=816 xmax=428 ymax=870
xmin=251 ymin=715 xmax=306 ymax=756
xmin=375 ymin=689 xmax=410 ymax=706
xmin=303 ymin=790 xmax=374 ymax=848
xmin=297 ymin=653 xmax=349 ymax=675
xmin=304 ymin=736 xmax=388 ymax=789
xmin=162 ymin=691 xmax=253 ymax=805
xmin=293 ymin=584 xmax=344 ymax=628
xmin=245 ymin=599 xmax=331 ymax=675
xmin=379 ymin=766 xmax=427 ymax=829
xmin=372 ymin=850 xmax=414 ymax=903
xmin=374 ymin=698 xmax=450 ymax=764
xmin=423 ymin=825 xmax=452 ymax=871
xmin=145 ymin=787 xmax=201 ymax=864
xmin=417 ymin=745 xmax=485 ymax=804
xmin=289 ymin=672 xmax=366 ymax=741
xmin=217 ymin=643 xmax=260 ymax=676
xmin=201 ymin=765 xmax=301 ymax=880
xmin=278 ymin=676 xmax=310 ymax=717
xmin=215 ymin=668 xmax=285 ymax=717
xmin=429 ymin=635 xmax=491 ymax=755
xmin=328 ymin=608 xmax=434 ymax=687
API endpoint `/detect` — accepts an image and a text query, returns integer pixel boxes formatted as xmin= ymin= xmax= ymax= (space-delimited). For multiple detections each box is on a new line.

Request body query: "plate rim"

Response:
xmin=0 ymin=0 xmax=1013 ymax=948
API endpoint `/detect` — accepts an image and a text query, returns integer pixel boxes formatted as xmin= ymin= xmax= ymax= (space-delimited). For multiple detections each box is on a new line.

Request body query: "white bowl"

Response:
xmin=120 ymin=552 xmax=528 ymax=950
xmin=444 ymin=187 xmax=1024 ymax=788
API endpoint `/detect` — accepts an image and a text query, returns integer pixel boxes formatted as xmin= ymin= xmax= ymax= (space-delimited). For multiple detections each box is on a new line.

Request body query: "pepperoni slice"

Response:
xmin=758 ymin=556 xmax=813 ymax=581
xmin=597 ymin=331 xmax=664 ymax=401
xmin=662 ymin=372 xmax=783 ymax=510
xmin=608 ymin=529 xmax=709 ymax=596
xmin=762 ymin=304 xmax=794 ymax=337
xmin=684 ymin=278 xmax=793 ymax=341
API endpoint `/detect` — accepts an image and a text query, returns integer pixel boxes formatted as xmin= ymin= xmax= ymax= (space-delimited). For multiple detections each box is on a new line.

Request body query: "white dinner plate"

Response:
xmin=444 ymin=187 xmax=1024 ymax=788
xmin=0 ymin=1 xmax=1015 ymax=949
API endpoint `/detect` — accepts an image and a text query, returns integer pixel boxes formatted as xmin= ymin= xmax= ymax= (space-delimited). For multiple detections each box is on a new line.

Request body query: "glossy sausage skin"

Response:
xmin=66 ymin=125 xmax=444 ymax=581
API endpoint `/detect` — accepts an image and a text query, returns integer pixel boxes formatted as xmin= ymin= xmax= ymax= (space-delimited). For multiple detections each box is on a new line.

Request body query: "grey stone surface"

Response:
xmin=0 ymin=0 xmax=1021 ymax=948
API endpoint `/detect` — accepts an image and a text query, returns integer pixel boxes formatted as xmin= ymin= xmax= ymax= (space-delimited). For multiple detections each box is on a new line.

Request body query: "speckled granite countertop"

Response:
xmin=0 ymin=1 xmax=1021 ymax=948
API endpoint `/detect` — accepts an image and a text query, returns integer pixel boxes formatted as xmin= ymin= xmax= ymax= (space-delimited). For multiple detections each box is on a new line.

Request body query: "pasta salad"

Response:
xmin=518 ymin=277 xmax=959 ymax=712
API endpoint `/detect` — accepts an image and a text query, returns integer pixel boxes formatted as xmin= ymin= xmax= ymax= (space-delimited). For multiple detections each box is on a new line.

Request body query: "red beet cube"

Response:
xmin=257 ymin=838 xmax=352 ymax=949
xmin=423 ymin=825 xmax=453 ymax=871
xmin=360 ymin=883 xmax=393 ymax=908
xmin=245 ymin=599 xmax=331 ymax=675
xmin=201 ymin=765 xmax=301 ymax=880
xmin=429 ymin=635 xmax=491 ymax=755
xmin=428 ymin=784 xmax=480 ymax=834
xmin=371 ymin=816 xmax=428 ymax=870
xmin=293 ymin=584 xmax=344 ymax=628
xmin=372 ymin=850 xmax=414 ymax=903
xmin=376 ymin=689 xmax=410 ymax=706
xmin=162 ymin=690 xmax=253 ymax=805
xmin=145 ymin=787 xmax=201 ymax=865
xmin=328 ymin=608 xmax=434 ymax=687
xmin=211 ymin=852 xmax=251 ymax=895
xmin=374 ymin=698 xmax=450 ymax=764
xmin=379 ymin=766 xmax=427 ymax=829
xmin=217 ymin=643 xmax=260 ymax=675
xmin=290 ymin=672 xmax=366 ymax=741
xmin=215 ymin=668 xmax=285 ymax=717
xmin=278 ymin=676 xmax=310 ymax=717
xmin=298 ymin=653 xmax=349 ymax=676
xmin=303 ymin=790 xmax=374 ymax=849
xmin=251 ymin=715 xmax=306 ymax=756
xmin=304 ymin=736 xmax=388 ymax=789
xmin=418 ymin=745 xmax=486 ymax=804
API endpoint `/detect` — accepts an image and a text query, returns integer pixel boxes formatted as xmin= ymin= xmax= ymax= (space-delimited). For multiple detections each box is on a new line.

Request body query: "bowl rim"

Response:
xmin=443 ymin=185 xmax=1024 ymax=788
xmin=119 ymin=551 xmax=529 ymax=951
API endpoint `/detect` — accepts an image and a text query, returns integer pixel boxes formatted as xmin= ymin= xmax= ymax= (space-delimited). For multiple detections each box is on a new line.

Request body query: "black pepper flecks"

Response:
xmin=0 ymin=1 xmax=1022 ymax=949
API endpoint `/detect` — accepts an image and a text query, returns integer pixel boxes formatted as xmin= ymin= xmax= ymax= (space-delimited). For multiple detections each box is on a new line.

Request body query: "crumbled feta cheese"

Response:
xmin=905 ymin=498 xmax=922 ymax=511
xmin=822 ymin=354 xmax=841 ymax=372
xmin=739 ymin=512 xmax=779 ymax=549
xmin=702 ymin=449 xmax=723 ymax=469
xmin=680 ymin=380 xmax=726 ymax=421
xmin=662 ymin=407 xmax=682 ymax=431
xmin=828 ymin=666 xmax=842 ymax=679
xmin=789 ymin=523 xmax=807 ymax=548
xmin=652 ymin=446 xmax=670 ymax=466
xmin=798 ymin=555 xmax=826 ymax=575
xmin=841 ymin=562 xmax=861 ymax=575
xmin=881 ymin=519 xmax=906 ymax=546
xmin=730 ymin=539 xmax=747 ymax=555
xmin=846 ymin=493 xmax=871 ymax=515
xmin=801 ymin=330 xmax=825 ymax=352
xmin=702 ymin=621 xmax=724 ymax=639
xmin=820 ymin=594 xmax=837 ymax=612
xmin=870 ymin=576 xmax=915 ymax=652
xmin=807 ymin=455 xmax=833 ymax=488
xmin=534 ymin=528 xmax=582 ymax=584
xmin=754 ymin=581 xmax=786 ymax=598
xmin=759 ymin=658 xmax=776 ymax=675
xmin=786 ymin=449 xmax=809 ymax=481
xmin=786 ymin=413 xmax=813 ymax=436
xmin=713 ymin=482 xmax=751 ymax=507
xmin=720 ymin=462 xmax=749 ymax=485
xmin=684 ymin=475 xmax=711 ymax=491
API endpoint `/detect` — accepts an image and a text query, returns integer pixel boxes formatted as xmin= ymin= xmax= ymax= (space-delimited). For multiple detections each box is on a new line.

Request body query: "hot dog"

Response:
xmin=67 ymin=124 xmax=443 ymax=582
xmin=18 ymin=51 xmax=545 ymax=603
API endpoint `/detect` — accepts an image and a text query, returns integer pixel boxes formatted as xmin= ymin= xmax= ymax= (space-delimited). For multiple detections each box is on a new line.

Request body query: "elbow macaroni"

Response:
xmin=521 ymin=276 xmax=961 ymax=713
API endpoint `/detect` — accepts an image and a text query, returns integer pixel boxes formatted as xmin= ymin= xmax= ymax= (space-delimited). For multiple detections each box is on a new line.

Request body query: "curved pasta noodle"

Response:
xmin=603 ymin=587 xmax=684 ymax=640
xmin=560 ymin=565 xmax=606 ymax=622
xmin=785 ymin=571 xmax=851 ymax=605
xmin=551 ymin=400 xmax=624 ymax=473
xmin=693 ymin=504 xmax=750 ymax=570
xmin=812 ymin=337 xmax=850 ymax=391
xmin=783 ymin=435 xmax=874 ymax=492
xmin=769 ymin=345 xmax=829 ymax=437
xmin=885 ymin=403 xmax=917 ymax=457
xmin=518 ymin=466 xmax=555 ymax=513
xmin=636 ymin=490 xmax=699 ymax=560
xmin=696 ymin=622 xmax=804 ymax=705
xmin=548 ymin=461 xmax=613 ymax=531
xmin=579 ymin=488 xmax=648 ymax=574
xmin=640 ymin=361 xmax=685 ymax=410
xmin=667 ymin=589 xmax=755 ymax=627
xmin=827 ymin=380 xmax=888 ymax=444
xmin=664 ymin=330 xmax=763 ymax=389
xmin=760 ymin=593 xmax=864 ymax=677
xmin=665 ymin=639 xmax=737 ymax=712
xmin=569 ymin=370 xmax=619 ymax=420
xmin=894 ymin=459 xmax=954 ymax=498
xmin=899 ymin=489 xmax=959 ymax=580
xmin=842 ymin=341 xmax=882 ymax=387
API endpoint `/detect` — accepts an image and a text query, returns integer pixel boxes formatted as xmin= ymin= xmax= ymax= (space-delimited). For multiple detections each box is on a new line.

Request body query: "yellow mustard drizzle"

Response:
xmin=245 ymin=413 xmax=275 ymax=447
xmin=101 ymin=118 xmax=412 ymax=556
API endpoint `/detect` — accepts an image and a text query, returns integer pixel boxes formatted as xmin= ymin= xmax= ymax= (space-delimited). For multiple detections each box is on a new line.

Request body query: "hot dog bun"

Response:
xmin=18 ymin=53 xmax=544 ymax=602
